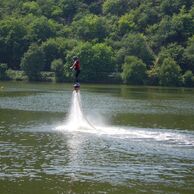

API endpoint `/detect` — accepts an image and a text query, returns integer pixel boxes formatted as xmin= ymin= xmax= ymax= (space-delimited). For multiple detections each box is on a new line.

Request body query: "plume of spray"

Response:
xmin=65 ymin=91 xmax=96 ymax=131
xmin=55 ymin=91 xmax=194 ymax=146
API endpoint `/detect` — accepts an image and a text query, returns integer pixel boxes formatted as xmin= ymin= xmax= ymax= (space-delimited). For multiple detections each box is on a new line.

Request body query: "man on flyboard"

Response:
xmin=70 ymin=56 xmax=81 ymax=92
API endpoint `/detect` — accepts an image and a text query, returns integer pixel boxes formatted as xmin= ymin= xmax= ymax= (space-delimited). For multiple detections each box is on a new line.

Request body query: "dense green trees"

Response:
xmin=0 ymin=63 xmax=8 ymax=80
xmin=21 ymin=44 xmax=45 ymax=81
xmin=102 ymin=0 xmax=130 ymax=16
xmin=158 ymin=57 xmax=181 ymax=86
xmin=120 ymin=34 xmax=155 ymax=66
xmin=51 ymin=58 xmax=65 ymax=82
xmin=0 ymin=17 xmax=28 ymax=69
xmin=118 ymin=12 xmax=137 ymax=35
xmin=65 ymin=42 xmax=115 ymax=81
xmin=182 ymin=70 xmax=194 ymax=87
xmin=40 ymin=37 xmax=67 ymax=71
xmin=121 ymin=56 xmax=147 ymax=85
xmin=185 ymin=35 xmax=194 ymax=72
xmin=72 ymin=14 xmax=108 ymax=41
xmin=0 ymin=0 xmax=194 ymax=87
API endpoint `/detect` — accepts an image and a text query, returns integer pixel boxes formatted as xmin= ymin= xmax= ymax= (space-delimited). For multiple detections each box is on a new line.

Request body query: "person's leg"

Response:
xmin=75 ymin=70 xmax=80 ymax=82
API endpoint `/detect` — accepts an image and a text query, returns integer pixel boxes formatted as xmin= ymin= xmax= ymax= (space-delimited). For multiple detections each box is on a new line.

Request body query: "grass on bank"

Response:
xmin=3 ymin=70 xmax=120 ymax=83
xmin=6 ymin=70 xmax=55 ymax=82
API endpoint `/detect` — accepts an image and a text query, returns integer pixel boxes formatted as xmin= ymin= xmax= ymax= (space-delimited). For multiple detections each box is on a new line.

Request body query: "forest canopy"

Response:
xmin=0 ymin=0 xmax=194 ymax=86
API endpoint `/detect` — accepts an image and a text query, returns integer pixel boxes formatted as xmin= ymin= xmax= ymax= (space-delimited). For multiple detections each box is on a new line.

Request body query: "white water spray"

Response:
xmin=57 ymin=91 xmax=96 ymax=131
xmin=67 ymin=91 xmax=84 ymax=128
xmin=55 ymin=91 xmax=194 ymax=146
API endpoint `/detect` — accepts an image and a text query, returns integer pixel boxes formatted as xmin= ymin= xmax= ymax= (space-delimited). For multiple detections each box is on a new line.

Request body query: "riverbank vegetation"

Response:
xmin=0 ymin=0 xmax=194 ymax=86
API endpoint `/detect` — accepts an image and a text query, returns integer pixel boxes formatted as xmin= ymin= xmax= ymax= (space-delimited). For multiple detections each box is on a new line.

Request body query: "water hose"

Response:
xmin=75 ymin=91 xmax=97 ymax=130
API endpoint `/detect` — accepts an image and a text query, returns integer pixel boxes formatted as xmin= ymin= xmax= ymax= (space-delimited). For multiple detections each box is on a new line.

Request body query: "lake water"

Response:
xmin=0 ymin=81 xmax=194 ymax=194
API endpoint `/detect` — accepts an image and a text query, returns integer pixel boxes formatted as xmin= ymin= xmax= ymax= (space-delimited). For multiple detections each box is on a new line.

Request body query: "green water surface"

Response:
xmin=0 ymin=81 xmax=194 ymax=194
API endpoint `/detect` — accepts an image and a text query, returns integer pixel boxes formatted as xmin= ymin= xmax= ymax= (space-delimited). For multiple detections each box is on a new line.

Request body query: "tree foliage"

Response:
xmin=102 ymin=0 xmax=129 ymax=16
xmin=119 ymin=34 xmax=155 ymax=66
xmin=182 ymin=70 xmax=194 ymax=87
xmin=66 ymin=42 xmax=115 ymax=81
xmin=0 ymin=0 xmax=193 ymax=86
xmin=72 ymin=14 xmax=107 ymax=41
xmin=0 ymin=17 xmax=28 ymax=69
xmin=121 ymin=56 xmax=147 ymax=85
xmin=157 ymin=43 xmax=186 ymax=70
xmin=158 ymin=57 xmax=181 ymax=86
xmin=184 ymin=35 xmax=194 ymax=72
xmin=0 ymin=63 xmax=8 ymax=80
xmin=21 ymin=44 xmax=45 ymax=81
xmin=22 ymin=1 xmax=41 ymax=15
xmin=51 ymin=58 xmax=65 ymax=82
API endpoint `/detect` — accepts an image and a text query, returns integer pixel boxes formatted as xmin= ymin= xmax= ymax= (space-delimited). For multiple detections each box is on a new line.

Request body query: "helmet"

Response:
xmin=73 ymin=56 xmax=78 ymax=60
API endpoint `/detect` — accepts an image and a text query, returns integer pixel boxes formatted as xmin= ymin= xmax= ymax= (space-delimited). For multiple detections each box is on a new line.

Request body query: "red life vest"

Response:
xmin=74 ymin=60 xmax=80 ymax=70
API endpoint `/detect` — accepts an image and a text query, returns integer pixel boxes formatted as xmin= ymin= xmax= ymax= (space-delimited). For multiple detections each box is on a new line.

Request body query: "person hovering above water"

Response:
xmin=70 ymin=56 xmax=81 ymax=83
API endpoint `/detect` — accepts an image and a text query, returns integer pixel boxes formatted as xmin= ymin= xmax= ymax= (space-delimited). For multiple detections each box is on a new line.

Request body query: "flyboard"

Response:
xmin=73 ymin=82 xmax=80 ymax=92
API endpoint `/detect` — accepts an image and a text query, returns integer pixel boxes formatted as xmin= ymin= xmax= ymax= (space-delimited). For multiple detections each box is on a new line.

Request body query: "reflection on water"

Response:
xmin=1 ymin=123 xmax=194 ymax=193
xmin=0 ymin=82 xmax=194 ymax=194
